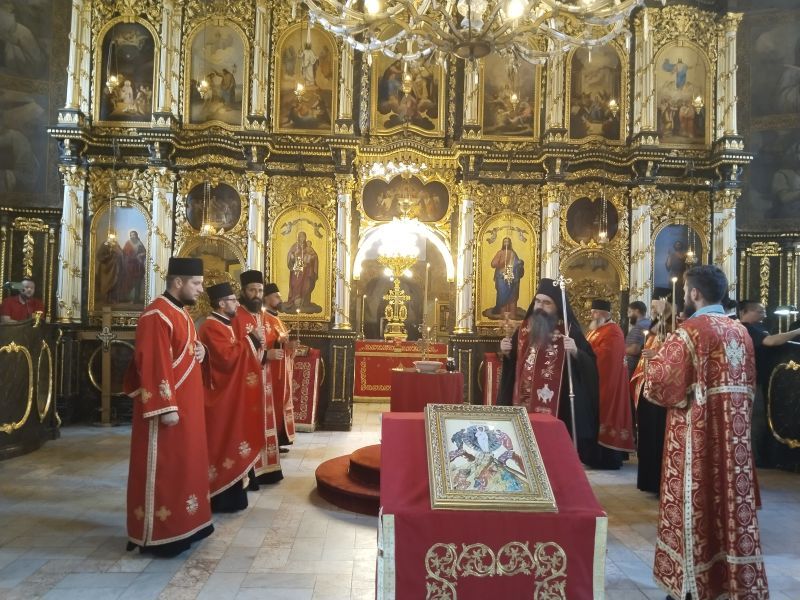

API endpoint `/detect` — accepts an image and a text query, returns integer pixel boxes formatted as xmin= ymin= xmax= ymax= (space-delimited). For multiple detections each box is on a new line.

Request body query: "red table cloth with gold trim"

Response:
xmin=291 ymin=349 xmax=321 ymax=432
xmin=377 ymin=413 xmax=607 ymax=599
xmin=354 ymin=340 xmax=447 ymax=401
xmin=389 ymin=369 xmax=464 ymax=411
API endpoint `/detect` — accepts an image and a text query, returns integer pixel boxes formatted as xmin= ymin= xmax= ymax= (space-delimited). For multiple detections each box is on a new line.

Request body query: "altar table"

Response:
xmin=292 ymin=349 xmax=321 ymax=432
xmin=389 ymin=369 xmax=464 ymax=411
xmin=377 ymin=413 xmax=607 ymax=599
xmin=354 ymin=340 xmax=447 ymax=402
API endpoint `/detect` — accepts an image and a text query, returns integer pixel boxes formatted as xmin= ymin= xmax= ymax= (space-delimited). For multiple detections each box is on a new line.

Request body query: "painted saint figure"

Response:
xmin=483 ymin=237 xmax=525 ymax=320
xmin=448 ymin=424 xmax=530 ymax=493
xmin=285 ymin=231 xmax=320 ymax=313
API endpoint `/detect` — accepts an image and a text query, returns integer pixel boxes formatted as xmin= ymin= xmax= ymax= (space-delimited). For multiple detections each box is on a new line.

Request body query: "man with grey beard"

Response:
xmin=497 ymin=278 xmax=602 ymax=467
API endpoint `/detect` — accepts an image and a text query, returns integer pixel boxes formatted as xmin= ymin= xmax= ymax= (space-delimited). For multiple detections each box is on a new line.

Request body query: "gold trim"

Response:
xmin=87 ymin=340 xmax=136 ymax=393
xmin=36 ymin=341 xmax=53 ymax=422
xmin=767 ymin=360 xmax=800 ymax=449
xmin=0 ymin=342 xmax=34 ymax=434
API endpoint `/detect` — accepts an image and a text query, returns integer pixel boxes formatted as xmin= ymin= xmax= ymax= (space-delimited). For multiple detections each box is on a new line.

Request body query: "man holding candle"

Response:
xmin=644 ymin=265 xmax=768 ymax=600
xmin=234 ymin=270 xmax=282 ymax=486
xmin=263 ymin=282 xmax=296 ymax=451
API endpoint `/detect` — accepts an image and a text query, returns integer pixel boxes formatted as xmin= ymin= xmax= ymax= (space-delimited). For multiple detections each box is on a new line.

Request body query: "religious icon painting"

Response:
xmin=652 ymin=223 xmax=704 ymax=298
xmin=476 ymin=212 xmax=536 ymax=327
xmin=94 ymin=20 xmax=156 ymax=125
xmin=371 ymin=51 xmax=445 ymax=136
xmin=562 ymin=251 xmax=623 ymax=327
xmin=178 ymin=236 xmax=245 ymax=317
xmin=361 ymin=176 xmax=449 ymax=223
xmin=654 ymin=42 xmax=710 ymax=146
xmin=479 ymin=52 xmax=541 ymax=140
xmin=88 ymin=202 xmax=150 ymax=316
xmin=274 ymin=23 xmax=337 ymax=134
xmin=566 ymin=44 xmax=625 ymax=143
xmin=269 ymin=205 xmax=331 ymax=322
xmin=424 ymin=404 xmax=556 ymax=511
xmin=565 ymin=196 xmax=620 ymax=245
xmin=746 ymin=16 xmax=800 ymax=119
xmin=185 ymin=21 xmax=247 ymax=128
xmin=185 ymin=183 xmax=243 ymax=233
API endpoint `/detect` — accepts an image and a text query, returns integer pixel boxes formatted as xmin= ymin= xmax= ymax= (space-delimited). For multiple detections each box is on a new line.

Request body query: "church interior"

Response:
xmin=2 ymin=0 xmax=800 ymax=598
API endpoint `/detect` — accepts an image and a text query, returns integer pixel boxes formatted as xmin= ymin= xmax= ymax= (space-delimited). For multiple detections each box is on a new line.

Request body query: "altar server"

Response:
xmin=262 ymin=282 xmax=296 ymax=450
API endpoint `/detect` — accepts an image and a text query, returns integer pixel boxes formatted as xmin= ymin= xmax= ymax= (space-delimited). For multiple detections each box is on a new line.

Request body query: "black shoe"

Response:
xmin=279 ymin=447 xmax=290 ymax=454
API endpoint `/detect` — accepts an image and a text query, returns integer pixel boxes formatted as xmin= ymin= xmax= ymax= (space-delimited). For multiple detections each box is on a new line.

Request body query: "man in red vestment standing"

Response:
xmin=234 ymin=270 xmax=282 ymax=486
xmin=124 ymin=257 xmax=214 ymax=557
xmin=263 ymin=282 xmax=296 ymax=450
xmin=585 ymin=298 xmax=635 ymax=469
xmin=199 ymin=282 xmax=267 ymax=513
xmin=644 ymin=265 xmax=769 ymax=600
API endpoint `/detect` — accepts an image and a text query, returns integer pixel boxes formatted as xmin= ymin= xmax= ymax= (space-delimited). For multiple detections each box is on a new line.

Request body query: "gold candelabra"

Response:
xmin=379 ymin=254 xmax=417 ymax=340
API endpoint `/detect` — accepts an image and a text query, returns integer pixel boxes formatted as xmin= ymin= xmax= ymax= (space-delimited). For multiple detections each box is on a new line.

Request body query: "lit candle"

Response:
xmin=671 ymin=276 xmax=678 ymax=331
xmin=361 ymin=294 xmax=367 ymax=339
xmin=423 ymin=263 xmax=430 ymax=326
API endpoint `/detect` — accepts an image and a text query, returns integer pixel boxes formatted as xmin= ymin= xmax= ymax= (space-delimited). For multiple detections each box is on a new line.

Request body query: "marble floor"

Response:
xmin=0 ymin=403 xmax=799 ymax=600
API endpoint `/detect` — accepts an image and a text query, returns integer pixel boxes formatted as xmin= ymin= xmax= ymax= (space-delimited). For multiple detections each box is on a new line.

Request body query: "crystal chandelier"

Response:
xmin=296 ymin=0 xmax=661 ymax=64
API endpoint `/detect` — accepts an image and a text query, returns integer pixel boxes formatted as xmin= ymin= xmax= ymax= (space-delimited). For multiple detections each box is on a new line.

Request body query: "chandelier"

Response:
xmin=296 ymin=0 xmax=661 ymax=64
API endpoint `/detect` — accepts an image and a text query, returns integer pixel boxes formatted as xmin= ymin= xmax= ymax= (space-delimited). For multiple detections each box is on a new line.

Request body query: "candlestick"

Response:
xmin=360 ymin=294 xmax=367 ymax=340
xmin=423 ymin=262 xmax=430 ymax=326
xmin=671 ymin=277 xmax=678 ymax=331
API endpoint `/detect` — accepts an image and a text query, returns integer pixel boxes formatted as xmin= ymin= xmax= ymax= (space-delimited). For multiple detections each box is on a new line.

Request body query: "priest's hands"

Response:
xmin=642 ymin=348 xmax=657 ymax=360
xmin=563 ymin=336 xmax=578 ymax=358
xmin=194 ymin=341 xmax=205 ymax=362
xmin=160 ymin=411 xmax=179 ymax=426
xmin=267 ymin=348 xmax=285 ymax=360
xmin=500 ymin=337 xmax=512 ymax=355
xmin=253 ymin=326 xmax=266 ymax=345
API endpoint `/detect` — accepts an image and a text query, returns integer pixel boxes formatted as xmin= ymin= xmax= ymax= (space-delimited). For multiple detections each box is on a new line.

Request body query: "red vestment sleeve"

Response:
xmin=643 ymin=330 xmax=695 ymax=409
xmin=127 ymin=311 xmax=182 ymax=419
xmin=199 ymin=321 xmax=253 ymax=389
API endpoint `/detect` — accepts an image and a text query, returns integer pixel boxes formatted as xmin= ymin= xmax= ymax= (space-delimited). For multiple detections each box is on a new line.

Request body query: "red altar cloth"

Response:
xmin=389 ymin=370 xmax=464 ymax=411
xmin=482 ymin=352 xmax=503 ymax=405
xmin=291 ymin=349 xmax=321 ymax=432
xmin=378 ymin=413 xmax=607 ymax=599
xmin=354 ymin=340 xmax=447 ymax=401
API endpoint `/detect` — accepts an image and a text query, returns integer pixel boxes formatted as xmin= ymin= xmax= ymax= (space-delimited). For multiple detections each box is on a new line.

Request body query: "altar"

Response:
xmin=354 ymin=340 xmax=448 ymax=402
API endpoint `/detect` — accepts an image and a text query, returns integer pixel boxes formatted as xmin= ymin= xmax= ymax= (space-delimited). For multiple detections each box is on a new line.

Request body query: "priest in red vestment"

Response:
xmin=644 ymin=265 xmax=769 ymax=600
xmin=124 ymin=257 xmax=214 ymax=557
xmin=585 ymin=298 xmax=635 ymax=469
xmin=263 ymin=282 xmax=296 ymax=449
xmin=198 ymin=282 xmax=266 ymax=513
xmin=234 ymin=270 xmax=282 ymax=486
xmin=497 ymin=278 xmax=604 ymax=468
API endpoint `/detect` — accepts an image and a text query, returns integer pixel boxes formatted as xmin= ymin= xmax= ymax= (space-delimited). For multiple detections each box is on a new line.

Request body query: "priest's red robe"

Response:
xmin=124 ymin=295 xmax=212 ymax=548
xmin=644 ymin=314 xmax=769 ymax=600
xmin=511 ymin=319 xmax=566 ymax=416
xmin=198 ymin=312 xmax=265 ymax=497
xmin=232 ymin=306 xmax=281 ymax=478
xmin=264 ymin=310 xmax=296 ymax=443
xmin=586 ymin=321 xmax=635 ymax=452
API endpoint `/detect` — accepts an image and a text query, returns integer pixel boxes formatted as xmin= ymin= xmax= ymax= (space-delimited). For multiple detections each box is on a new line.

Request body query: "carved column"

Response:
xmin=333 ymin=175 xmax=354 ymax=329
xmin=56 ymin=166 xmax=86 ymax=322
xmin=148 ymin=168 xmax=176 ymax=299
xmin=541 ymin=185 xmax=562 ymax=278
xmin=632 ymin=9 xmax=658 ymax=145
xmin=713 ymin=188 xmax=739 ymax=296
xmin=454 ymin=192 xmax=475 ymax=333
xmin=462 ymin=60 xmax=480 ymax=135
xmin=335 ymin=44 xmax=354 ymax=132
xmin=246 ymin=172 xmax=267 ymax=271
xmin=630 ymin=187 xmax=655 ymax=306
xmin=714 ymin=13 xmax=744 ymax=151
xmin=248 ymin=0 xmax=271 ymax=128
xmin=153 ymin=0 xmax=182 ymax=127
xmin=543 ymin=50 xmax=566 ymax=142
xmin=59 ymin=0 xmax=91 ymax=126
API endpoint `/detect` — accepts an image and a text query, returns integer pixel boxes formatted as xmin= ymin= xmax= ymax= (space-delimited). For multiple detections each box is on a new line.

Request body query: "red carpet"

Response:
xmin=315 ymin=445 xmax=381 ymax=516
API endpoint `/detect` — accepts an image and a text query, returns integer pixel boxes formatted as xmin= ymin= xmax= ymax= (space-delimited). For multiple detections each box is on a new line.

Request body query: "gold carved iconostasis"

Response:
xmin=32 ymin=0 xmax=777 ymax=427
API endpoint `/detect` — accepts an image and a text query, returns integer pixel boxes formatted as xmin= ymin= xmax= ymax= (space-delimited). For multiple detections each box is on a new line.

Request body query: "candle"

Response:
xmin=360 ymin=294 xmax=367 ymax=339
xmin=423 ymin=263 xmax=430 ymax=326
xmin=671 ymin=277 xmax=678 ymax=331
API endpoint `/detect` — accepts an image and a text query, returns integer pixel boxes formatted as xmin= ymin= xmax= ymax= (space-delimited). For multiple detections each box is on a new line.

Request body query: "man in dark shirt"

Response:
xmin=625 ymin=301 xmax=651 ymax=377
xmin=739 ymin=300 xmax=800 ymax=466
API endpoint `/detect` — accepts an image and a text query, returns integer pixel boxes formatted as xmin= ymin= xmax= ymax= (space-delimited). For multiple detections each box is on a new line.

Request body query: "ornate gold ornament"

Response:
xmin=36 ymin=341 xmax=54 ymax=422
xmin=0 ymin=342 xmax=34 ymax=435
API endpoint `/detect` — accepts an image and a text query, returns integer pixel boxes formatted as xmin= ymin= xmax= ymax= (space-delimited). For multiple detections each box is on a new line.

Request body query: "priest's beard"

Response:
xmin=684 ymin=297 xmax=697 ymax=318
xmin=629 ymin=314 xmax=638 ymax=325
xmin=528 ymin=309 xmax=557 ymax=348
xmin=589 ymin=317 xmax=608 ymax=331
xmin=241 ymin=295 xmax=262 ymax=313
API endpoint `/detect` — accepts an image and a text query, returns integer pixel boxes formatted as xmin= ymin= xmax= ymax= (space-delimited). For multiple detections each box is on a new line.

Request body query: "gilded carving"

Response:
xmin=88 ymin=168 xmax=154 ymax=215
xmin=0 ymin=342 xmax=34 ymax=434
xmin=91 ymin=0 xmax=162 ymax=37
xmin=649 ymin=5 xmax=720 ymax=62
xmin=182 ymin=0 xmax=254 ymax=38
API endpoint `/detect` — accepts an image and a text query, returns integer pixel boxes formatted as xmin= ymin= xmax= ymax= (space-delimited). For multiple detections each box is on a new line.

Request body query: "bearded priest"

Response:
xmin=585 ymin=298 xmax=635 ymax=470
xmin=497 ymin=278 xmax=602 ymax=467
xmin=199 ymin=282 xmax=267 ymax=513
xmin=124 ymin=257 xmax=214 ymax=557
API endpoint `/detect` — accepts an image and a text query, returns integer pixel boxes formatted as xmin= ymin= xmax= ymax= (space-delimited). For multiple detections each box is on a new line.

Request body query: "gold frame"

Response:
xmin=268 ymin=203 xmax=333 ymax=323
xmin=36 ymin=341 xmax=53 ymax=422
xmin=478 ymin=56 xmax=542 ymax=141
xmin=86 ymin=200 xmax=152 ymax=320
xmin=0 ymin=342 xmax=34 ymax=434
xmin=651 ymin=219 xmax=709 ymax=287
xmin=767 ymin=360 xmax=800 ymax=449
xmin=564 ymin=41 xmax=628 ymax=145
xmin=272 ymin=22 xmax=338 ymax=135
xmin=434 ymin=299 xmax=450 ymax=335
xmin=370 ymin=56 xmax=447 ymax=137
xmin=182 ymin=17 xmax=250 ymax=130
xmin=357 ymin=172 xmax=454 ymax=229
xmin=92 ymin=17 xmax=159 ymax=127
xmin=425 ymin=404 xmax=557 ymax=512
xmin=87 ymin=340 xmax=136 ymax=393
xmin=7 ymin=218 xmax=55 ymax=320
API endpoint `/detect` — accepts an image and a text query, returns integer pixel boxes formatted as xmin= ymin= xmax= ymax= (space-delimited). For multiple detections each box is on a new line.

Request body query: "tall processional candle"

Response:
xmin=671 ymin=277 xmax=678 ymax=331
xmin=360 ymin=294 xmax=367 ymax=339
xmin=423 ymin=262 xmax=430 ymax=325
